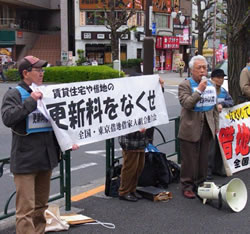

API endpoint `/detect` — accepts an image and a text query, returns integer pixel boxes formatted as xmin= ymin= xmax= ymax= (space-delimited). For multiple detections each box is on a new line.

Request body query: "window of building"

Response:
xmin=155 ymin=14 xmax=170 ymax=28
xmin=86 ymin=11 xmax=105 ymax=25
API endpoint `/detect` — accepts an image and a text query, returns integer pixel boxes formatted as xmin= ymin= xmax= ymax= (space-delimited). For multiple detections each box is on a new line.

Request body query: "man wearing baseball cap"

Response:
xmin=1 ymin=55 xmax=60 ymax=234
xmin=207 ymin=68 xmax=234 ymax=180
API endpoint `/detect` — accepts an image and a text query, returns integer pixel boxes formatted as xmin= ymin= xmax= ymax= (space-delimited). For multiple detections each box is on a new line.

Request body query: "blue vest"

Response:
xmin=16 ymin=86 xmax=52 ymax=134
xmin=247 ymin=66 xmax=250 ymax=71
xmin=188 ymin=78 xmax=217 ymax=112
xmin=217 ymin=87 xmax=227 ymax=103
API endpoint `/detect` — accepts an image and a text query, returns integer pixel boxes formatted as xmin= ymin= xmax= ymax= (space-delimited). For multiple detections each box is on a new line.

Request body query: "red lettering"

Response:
xmin=219 ymin=126 xmax=235 ymax=160
xmin=235 ymin=123 xmax=250 ymax=156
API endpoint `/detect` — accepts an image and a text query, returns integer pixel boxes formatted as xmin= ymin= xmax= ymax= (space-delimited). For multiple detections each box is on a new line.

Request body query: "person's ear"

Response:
xmin=22 ymin=69 xmax=29 ymax=78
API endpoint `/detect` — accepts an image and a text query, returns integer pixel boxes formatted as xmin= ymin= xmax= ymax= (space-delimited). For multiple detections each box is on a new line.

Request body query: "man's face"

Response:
xmin=191 ymin=59 xmax=207 ymax=82
xmin=23 ymin=67 xmax=44 ymax=86
xmin=212 ymin=76 xmax=224 ymax=87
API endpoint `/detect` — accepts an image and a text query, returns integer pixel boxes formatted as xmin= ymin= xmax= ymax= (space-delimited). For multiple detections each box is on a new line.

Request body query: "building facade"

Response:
xmin=0 ymin=0 xmax=193 ymax=71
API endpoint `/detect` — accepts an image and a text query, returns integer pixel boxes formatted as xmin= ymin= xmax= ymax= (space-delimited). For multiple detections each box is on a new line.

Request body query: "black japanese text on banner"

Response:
xmin=218 ymin=102 xmax=250 ymax=174
xmin=36 ymin=75 xmax=169 ymax=151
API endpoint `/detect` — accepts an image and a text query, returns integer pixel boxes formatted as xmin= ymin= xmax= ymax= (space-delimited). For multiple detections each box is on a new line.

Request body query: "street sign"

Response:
xmin=152 ymin=22 xmax=156 ymax=35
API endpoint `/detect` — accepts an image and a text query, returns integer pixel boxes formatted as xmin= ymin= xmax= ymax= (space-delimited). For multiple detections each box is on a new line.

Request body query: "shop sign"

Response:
xmin=179 ymin=35 xmax=192 ymax=45
xmin=153 ymin=0 xmax=172 ymax=13
xmin=162 ymin=36 xmax=179 ymax=49
xmin=155 ymin=36 xmax=163 ymax=49
xmin=121 ymin=34 xmax=129 ymax=40
xmin=17 ymin=31 xmax=23 ymax=38
xmin=152 ymin=22 xmax=156 ymax=35
xmin=61 ymin=51 xmax=68 ymax=62
xmin=97 ymin=34 xmax=105 ymax=39
xmin=139 ymin=34 xmax=145 ymax=41
xmin=82 ymin=32 xmax=130 ymax=40
xmin=83 ymin=33 xmax=91 ymax=39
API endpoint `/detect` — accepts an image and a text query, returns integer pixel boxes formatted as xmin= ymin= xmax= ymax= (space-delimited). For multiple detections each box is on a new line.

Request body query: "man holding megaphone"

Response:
xmin=178 ymin=55 xmax=219 ymax=199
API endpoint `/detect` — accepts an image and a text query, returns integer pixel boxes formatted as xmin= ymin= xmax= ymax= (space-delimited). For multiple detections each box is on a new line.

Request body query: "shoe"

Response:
xmin=183 ymin=190 xmax=196 ymax=199
xmin=131 ymin=192 xmax=143 ymax=199
xmin=119 ymin=193 xmax=138 ymax=202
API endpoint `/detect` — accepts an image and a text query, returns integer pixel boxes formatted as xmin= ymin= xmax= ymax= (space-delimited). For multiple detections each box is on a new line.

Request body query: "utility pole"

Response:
xmin=143 ymin=0 xmax=154 ymax=143
xmin=212 ymin=0 xmax=217 ymax=70
xmin=143 ymin=0 xmax=154 ymax=75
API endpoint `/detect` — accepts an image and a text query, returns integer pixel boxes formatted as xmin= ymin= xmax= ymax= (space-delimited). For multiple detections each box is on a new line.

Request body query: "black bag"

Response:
xmin=105 ymin=161 xmax=122 ymax=197
xmin=138 ymin=152 xmax=171 ymax=189
xmin=138 ymin=151 xmax=180 ymax=188
xmin=167 ymin=160 xmax=180 ymax=183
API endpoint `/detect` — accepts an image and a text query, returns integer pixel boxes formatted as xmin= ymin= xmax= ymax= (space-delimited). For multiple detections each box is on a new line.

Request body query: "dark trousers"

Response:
xmin=180 ymin=120 xmax=212 ymax=191
xmin=207 ymin=137 xmax=226 ymax=176
xmin=0 ymin=71 xmax=6 ymax=82
xmin=119 ymin=150 xmax=145 ymax=196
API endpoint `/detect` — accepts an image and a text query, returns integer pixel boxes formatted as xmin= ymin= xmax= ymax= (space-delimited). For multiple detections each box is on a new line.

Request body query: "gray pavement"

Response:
xmin=158 ymin=70 xmax=187 ymax=86
xmin=1 ymin=73 xmax=250 ymax=234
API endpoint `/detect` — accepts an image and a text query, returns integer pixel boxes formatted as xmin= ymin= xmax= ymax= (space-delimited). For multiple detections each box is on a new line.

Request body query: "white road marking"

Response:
xmin=52 ymin=162 xmax=97 ymax=176
xmin=3 ymin=162 xmax=98 ymax=178
xmin=85 ymin=148 xmax=122 ymax=157
xmin=166 ymin=88 xmax=178 ymax=98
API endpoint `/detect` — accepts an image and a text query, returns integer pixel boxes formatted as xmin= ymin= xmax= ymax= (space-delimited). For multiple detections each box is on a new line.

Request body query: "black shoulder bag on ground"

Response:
xmin=105 ymin=160 xmax=122 ymax=197
xmin=138 ymin=151 xmax=180 ymax=188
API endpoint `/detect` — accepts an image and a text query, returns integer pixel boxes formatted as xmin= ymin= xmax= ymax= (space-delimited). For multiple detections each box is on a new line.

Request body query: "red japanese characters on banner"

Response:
xmin=218 ymin=102 xmax=250 ymax=174
xmin=162 ymin=36 xmax=179 ymax=49
xmin=219 ymin=126 xmax=235 ymax=160
xmin=155 ymin=36 xmax=163 ymax=49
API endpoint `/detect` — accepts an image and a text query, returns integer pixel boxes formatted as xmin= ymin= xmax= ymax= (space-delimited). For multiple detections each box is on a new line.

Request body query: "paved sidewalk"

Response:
xmin=156 ymin=71 xmax=187 ymax=86
xmin=2 ymin=169 xmax=250 ymax=234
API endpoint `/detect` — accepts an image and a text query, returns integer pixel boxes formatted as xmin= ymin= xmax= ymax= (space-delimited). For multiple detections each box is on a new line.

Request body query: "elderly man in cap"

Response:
xmin=1 ymin=56 xmax=60 ymax=234
xmin=207 ymin=68 xmax=234 ymax=179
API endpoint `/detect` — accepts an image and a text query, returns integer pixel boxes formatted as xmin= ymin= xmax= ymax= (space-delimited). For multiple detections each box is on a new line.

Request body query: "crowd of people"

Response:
xmin=0 ymin=52 xmax=250 ymax=232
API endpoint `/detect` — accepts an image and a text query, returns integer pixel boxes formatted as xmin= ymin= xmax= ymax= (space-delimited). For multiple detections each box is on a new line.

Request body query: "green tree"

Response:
xmin=226 ymin=0 xmax=250 ymax=103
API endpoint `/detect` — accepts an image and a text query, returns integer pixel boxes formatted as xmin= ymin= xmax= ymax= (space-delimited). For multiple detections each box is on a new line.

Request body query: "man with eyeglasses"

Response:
xmin=178 ymin=55 xmax=219 ymax=199
xmin=1 ymin=55 xmax=60 ymax=234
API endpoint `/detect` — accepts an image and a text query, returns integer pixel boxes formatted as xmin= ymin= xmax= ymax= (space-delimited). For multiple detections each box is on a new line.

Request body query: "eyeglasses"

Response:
xmin=27 ymin=68 xmax=45 ymax=73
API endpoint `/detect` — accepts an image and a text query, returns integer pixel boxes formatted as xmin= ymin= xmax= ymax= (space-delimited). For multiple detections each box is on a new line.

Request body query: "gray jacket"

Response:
xmin=1 ymin=81 xmax=60 ymax=174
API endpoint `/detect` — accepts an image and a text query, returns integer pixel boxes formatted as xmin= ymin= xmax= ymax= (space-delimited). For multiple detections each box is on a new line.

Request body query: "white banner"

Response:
xmin=218 ymin=102 xmax=250 ymax=174
xmin=35 ymin=75 xmax=169 ymax=151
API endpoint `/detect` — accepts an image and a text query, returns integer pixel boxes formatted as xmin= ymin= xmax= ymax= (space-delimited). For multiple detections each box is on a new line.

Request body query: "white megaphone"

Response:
xmin=197 ymin=178 xmax=247 ymax=212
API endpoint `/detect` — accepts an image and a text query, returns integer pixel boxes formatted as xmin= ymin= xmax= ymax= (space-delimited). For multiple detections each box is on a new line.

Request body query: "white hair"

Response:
xmin=189 ymin=55 xmax=207 ymax=69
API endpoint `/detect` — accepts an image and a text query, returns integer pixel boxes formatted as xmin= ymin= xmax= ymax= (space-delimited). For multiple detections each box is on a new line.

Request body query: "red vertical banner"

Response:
xmin=155 ymin=36 xmax=163 ymax=49
xmin=165 ymin=51 xmax=172 ymax=71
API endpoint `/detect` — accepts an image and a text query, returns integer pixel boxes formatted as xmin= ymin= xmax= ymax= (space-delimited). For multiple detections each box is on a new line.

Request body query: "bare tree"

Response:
xmin=226 ymin=0 xmax=250 ymax=103
xmin=192 ymin=0 xmax=215 ymax=55
xmin=101 ymin=0 xmax=137 ymax=61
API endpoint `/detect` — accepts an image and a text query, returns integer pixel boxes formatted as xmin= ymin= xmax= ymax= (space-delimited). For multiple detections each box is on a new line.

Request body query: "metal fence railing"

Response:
xmin=106 ymin=116 xmax=181 ymax=179
xmin=0 ymin=150 xmax=72 ymax=221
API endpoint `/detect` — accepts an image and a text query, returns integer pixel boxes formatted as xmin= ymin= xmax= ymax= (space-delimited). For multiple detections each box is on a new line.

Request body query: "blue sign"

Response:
xmin=152 ymin=22 xmax=156 ymax=35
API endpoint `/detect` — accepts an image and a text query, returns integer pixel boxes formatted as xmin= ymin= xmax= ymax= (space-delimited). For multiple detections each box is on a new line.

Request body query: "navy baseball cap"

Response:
xmin=211 ymin=68 xmax=226 ymax=78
